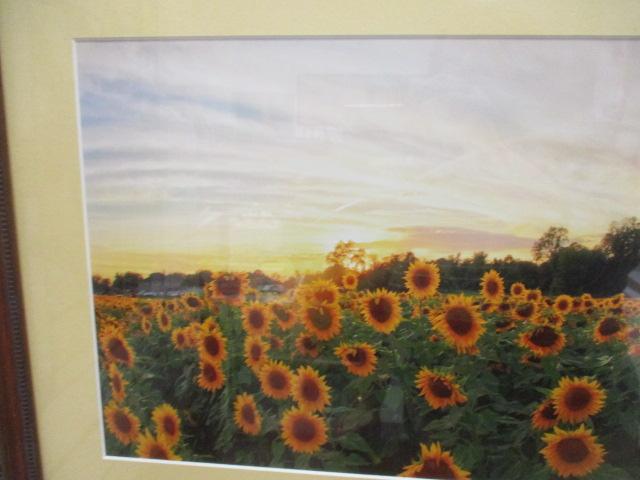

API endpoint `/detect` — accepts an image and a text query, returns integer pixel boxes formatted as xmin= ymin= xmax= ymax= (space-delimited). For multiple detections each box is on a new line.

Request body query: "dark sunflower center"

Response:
xmin=565 ymin=387 xmax=592 ymax=411
xmin=203 ymin=363 xmax=217 ymax=382
xmin=216 ymin=276 xmax=241 ymax=296
xmin=250 ymin=344 xmax=262 ymax=361
xmin=268 ymin=370 xmax=287 ymax=390
xmin=176 ymin=333 xmax=185 ymax=344
xmin=496 ymin=319 xmax=512 ymax=329
xmin=556 ymin=438 xmax=590 ymax=463
xmin=314 ymin=290 xmax=336 ymax=304
xmin=599 ymin=317 xmax=621 ymax=336
xmin=445 ymin=306 xmax=473 ymax=335
xmin=148 ymin=444 xmax=169 ymax=460
xmin=114 ymin=411 xmax=132 ymax=433
xmin=292 ymin=417 xmax=317 ymax=442
xmin=572 ymin=299 xmax=582 ymax=309
xmin=527 ymin=292 xmax=537 ymax=301
xmin=557 ymin=299 xmax=569 ymax=310
xmin=346 ymin=348 xmax=367 ymax=366
xmin=161 ymin=314 xmax=169 ymax=326
xmin=167 ymin=303 xmax=175 ymax=312
xmin=513 ymin=285 xmax=523 ymax=295
xmin=241 ymin=404 xmax=255 ymax=424
xmin=414 ymin=459 xmax=455 ymax=479
xmin=273 ymin=305 xmax=288 ymax=322
xmin=486 ymin=279 xmax=499 ymax=295
xmin=186 ymin=297 xmax=200 ymax=308
xmin=516 ymin=303 xmax=534 ymax=318
xmin=301 ymin=378 xmax=321 ymax=401
xmin=163 ymin=416 xmax=176 ymax=436
xmin=429 ymin=377 xmax=453 ymax=398
xmin=541 ymin=402 xmax=557 ymax=420
xmin=308 ymin=307 xmax=332 ymax=331
xmin=412 ymin=269 xmax=432 ymax=289
xmin=530 ymin=327 xmax=559 ymax=347
xmin=204 ymin=335 xmax=220 ymax=357
xmin=249 ymin=310 xmax=265 ymax=330
xmin=302 ymin=337 xmax=316 ymax=350
xmin=368 ymin=297 xmax=392 ymax=323
xmin=141 ymin=305 xmax=152 ymax=315
xmin=108 ymin=338 xmax=130 ymax=363
xmin=499 ymin=302 xmax=511 ymax=312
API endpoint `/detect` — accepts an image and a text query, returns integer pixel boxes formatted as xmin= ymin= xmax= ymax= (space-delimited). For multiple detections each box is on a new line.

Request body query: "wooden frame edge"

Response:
xmin=0 ymin=73 xmax=43 ymax=480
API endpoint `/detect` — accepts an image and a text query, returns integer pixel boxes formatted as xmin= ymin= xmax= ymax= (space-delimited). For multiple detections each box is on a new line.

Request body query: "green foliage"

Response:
xmin=97 ymin=294 xmax=640 ymax=479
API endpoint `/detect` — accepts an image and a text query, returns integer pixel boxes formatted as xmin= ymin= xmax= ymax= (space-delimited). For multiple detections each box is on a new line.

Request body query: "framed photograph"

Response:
xmin=2 ymin=2 xmax=640 ymax=480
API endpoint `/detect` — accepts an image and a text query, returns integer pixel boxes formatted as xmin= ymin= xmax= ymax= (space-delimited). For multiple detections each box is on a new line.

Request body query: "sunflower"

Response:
xmin=206 ymin=272 xmax=249 ymax=305
xmin=271 ymin=303 xmax=297 ymax=330
xmin=281 ymin=408 xmax=328 ymax=454
xmin=259 ymin=360 xmax=294 ymax=400
xmin=140 ymin=316 xmax=152 ymax=335
xmin=298 ymin=279 xmax=340 ymax=306
xmin=99 ymin=325 xmax=135 ymax=368
xmin=233 ymin=393 xmax=262 ymax=435
xmin=551 ymin=377 xmax=606 ymax=423
xmin=521 ymin=353 xmax=542 ymax=367
xmin=295 ymin=333 xmax=320 ymax=358
xmin=360 ymin=289 xmax=402 ymax=334
xmin=608 ymin=293 xmax=624 ymax=308
xmin=163 ymin=299 xmax=178 ymax=314
xmin=108 ymin=363 xmax=127 ymax=403
xmin=242 ymin=303 xmax=271 ymax=337
xmin=412 ymin=304 xmax=432 ymax=319
xmin=526 ymin=289 xmax=543 ymax=303
xmin=292 ymin=366 xmax=331 ymax=412
xmin=136 ymin=430 xmax=181 ymax=461
xmin=151 ymin=403 xmax=181 ymax=447
xmin=341 ymin=272 xmax=358 ymax=290
xmin=268 ymin=334 xmax=284 ymax=350
xmin=334 ymin=343 xmax=377 ymax=376
xmin=197 ymin=359 xmax=225 ymax=391
xmin=415 ymin=368 xmax=467 ymax=409
xmin=301 ymin=303 xmax=342 ymax=340
xmin=157 ymin=310 xmax=172 ymax=332
xmin=569 ymin=298 xmax=584 ymax=314
xmin=519 ymin=325 xmax=566 ymax=357
xmin=404 ymin=261 xmax=440 ymax=298
xmin=138 ymin=302 xmax=156 ymax=317
xmin=171 ymin=327 xmax=189 ymax=350
xmin=495 ymin=318 xmax=516 ymax=333
xmin=181 ymin=292 xmax=204 ymax=312
xmin=510 ymin=282 xmax=526 ymax=297
xmin=593 ymin=316 xmax=626 ymax=343
xmin=399 ymin=442 xmax=470 ymax=479
xmin=531 ymin=399 xmax=559 ymax=430
xmin=431 ymin=295 xmax=485 ymax=351
xmin=541 ymin=425 xmax=605 ymax=478
xmin=511 ymin=301 xmax=539 ymax=322
xmin=244 ymin=336 xmax=270 ymax=372
xmin=104 ymin=401 xmax=140 ymax=445
xmin=480 ymin=269 xmax=504 ymax=303
xmin=497 ymin=300 xmax=512 ymax=314
xmin=198 ymin=329 xmax=228 ymax=364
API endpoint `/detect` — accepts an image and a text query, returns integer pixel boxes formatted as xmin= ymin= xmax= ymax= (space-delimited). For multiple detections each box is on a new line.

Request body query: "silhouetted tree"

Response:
xmin=532 ymin=226 xmax=569 ymax=263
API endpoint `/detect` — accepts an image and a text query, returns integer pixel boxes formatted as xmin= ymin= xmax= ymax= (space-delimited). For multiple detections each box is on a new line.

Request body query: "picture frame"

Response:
xmin=2 ymin=2 xmax=640 ymax=480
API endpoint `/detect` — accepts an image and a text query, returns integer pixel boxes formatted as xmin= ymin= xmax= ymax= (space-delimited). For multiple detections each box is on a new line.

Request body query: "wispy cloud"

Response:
xmin=76 ymin=39 xmax=640 ymax=276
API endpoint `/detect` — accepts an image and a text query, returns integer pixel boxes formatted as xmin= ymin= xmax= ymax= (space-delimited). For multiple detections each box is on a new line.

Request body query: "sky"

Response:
xmin=76 ymin=38 xmax=640 ymax=278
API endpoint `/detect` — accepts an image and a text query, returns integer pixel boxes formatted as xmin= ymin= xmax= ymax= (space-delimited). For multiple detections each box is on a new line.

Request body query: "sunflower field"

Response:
xmin=95 ymin=263 xmax=640 ymax=479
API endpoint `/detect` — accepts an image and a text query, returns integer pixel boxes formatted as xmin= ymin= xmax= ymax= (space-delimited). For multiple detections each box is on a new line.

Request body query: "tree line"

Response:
xmin=93 ymin=217 xmax=640 ymax=298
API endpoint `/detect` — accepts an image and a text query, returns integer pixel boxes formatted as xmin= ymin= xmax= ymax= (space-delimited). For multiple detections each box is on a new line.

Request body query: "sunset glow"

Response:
xmin=77 ymin=39 xmax=640 ymax=277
